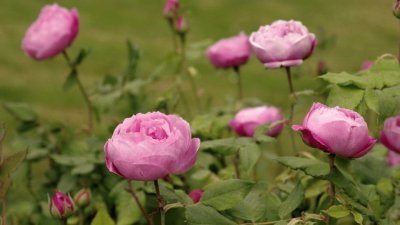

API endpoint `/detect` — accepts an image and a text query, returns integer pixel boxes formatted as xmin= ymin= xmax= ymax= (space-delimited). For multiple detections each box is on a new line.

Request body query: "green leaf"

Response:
xmin=159 ymin=185 xmax=192 ymax=204
xmin=201 ymin=179 xmax=254 ymax=211
xmin=278 ymin=182 xmax=305 ymax=218
xmin=0 ymin=150 xmax=27 ymax=179
xmin=63 ymin=69 xmax=78 ymax=91
xmin=326 ymin=85 xmax=364 ymax=109
xmin=57 ymin=173 xmax=77 ymax=193
xmin=124 ymin=40 xmax=140 ymax=80
xmin=320 ymin=72 xmax=370 ymax=88
xmin=239 ymin=143 xmax=261 ymax=178
xmin=351 ymin=211 xmax=363 ymax=225
xmin=91 ymin=204 xmax=115 ymax=225
xmin=185 ymin=204 xmax=236 ymax=225
xmin=323 ymin=205 xmax=350 ymax=218
xmin=71 ymin=164 xmax=95 ymax=175
xmin=73 ymin=49 xmax=89 ymax=67
xmin=116 ymin=191 xmax=144 ymax=225
xmin=364 ymin=88 xmax=379 ymax=113
xmin=3 ymin=102 xmax=38 ymax=122
xmin=201 ymin=137 xmax=252 ymax=156
xmin=376 ymin=178 xmax=394 ymax=198
xmin=275 ymin=157 xmax=330 ymax=177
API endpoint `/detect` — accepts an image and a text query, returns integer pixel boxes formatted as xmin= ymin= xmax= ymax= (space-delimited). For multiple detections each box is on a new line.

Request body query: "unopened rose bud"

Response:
xmin=49 ymin=191 xmax=75 ymax=219
xmin=393 ymin=0 xmax=400 ymax=19
xmin=74 ymin=188 xmax=91 ymax=207
xmin=361 ymin=60 xmax=373 ymax=71
xmin=188 ymin=189 xmax=204 ymax=203
xmin=163 ymin=0 xmax=179 ymax=19
xmin=175 ymin=15 xmax=188 ymax=34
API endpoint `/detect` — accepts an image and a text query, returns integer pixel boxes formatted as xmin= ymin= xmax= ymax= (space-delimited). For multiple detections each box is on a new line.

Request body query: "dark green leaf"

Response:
xmin=73 ymin=49 xmax=89 ymax=67
xmin=278 ymin=182 xmax=305 ymax=218
xmin=124 ymin=40 xmax=140 ymax=81
xmin=201 ymin=137 xmax=252 ymax=156
xmin=159 ymin=185 xmax=192 ymax=204
xmin=71 ymin=164 xmax=95 ymax=175
xmin=185 ymin=204 xmax=236 ymax=225
xmin=276 ymin=157 xmax=330 ymax=177
xmin=63 ymin=69 xmax=78 ymax=91
xmin=201 ymin=179 xmax=254 ymax=211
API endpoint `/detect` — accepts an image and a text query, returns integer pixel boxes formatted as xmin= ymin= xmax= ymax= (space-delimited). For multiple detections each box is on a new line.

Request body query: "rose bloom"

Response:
xmin=380 ymin=115 xmax=400 ymax=153
xmin=49 ymin=191 xmax=75 ymax=219
xmin=206 ymin=32 xmax=252 ymax=69
xmin=105 ymin=112 xmax=200 ymax=181
xmin=188 ymin=189 xmax=204 ymax=203
xmin=22 ymin=4 xmax=79 ymax=60
xmin=230 ymin=106 xmax=284 ymax=137
xmin=249 ymin=20 xmax=316 ymax=69
xmin=387 ymin=151 xmax=400 ymax=167
xmin=293 ymin=103 xmax=376 ymax=158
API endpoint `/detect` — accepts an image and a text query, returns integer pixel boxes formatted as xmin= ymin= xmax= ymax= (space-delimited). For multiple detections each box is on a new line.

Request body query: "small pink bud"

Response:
xmin=188 ymin=189 xmax=204 ymax=203
xmin=163 ymin=0 xmax=179 ymax=18
xmin=393 ymin=0 xmax=400 ymax=19
xmin=361 ymin=61 xmax=373 ymax=70
xmin=175 ymin=15 xmax=188 ymax=34
xmin=49 ymin=191 xmax=75 ymax=219
xmin=74 ymin=188 xmax=91 ymax=207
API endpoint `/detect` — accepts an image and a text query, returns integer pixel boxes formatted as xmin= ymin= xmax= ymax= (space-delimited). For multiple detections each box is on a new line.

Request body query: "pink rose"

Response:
xmin=230 ymin=106 xmax=284 ymax=137
xmin=49 ymin=191 xmax=75 ymax=218
xmin=22 ymin=4 xmax=79 ymax=60
xmin=387 ymin=151 xmax=400 ymax=167
xmin=249 ymin=20 xmax=316 ymax=69
xmin=380 ymin=115 xmax=400 ymax=153
xmin=206 ymin=32 xmax=252 ymax=69
xmin=188 ymin=189 xmax=204 ymax=203
xmin=163 ymin=0 xmax=179 ymax=17
xmin=361 ymin=61 xmax=373 ymax=70
xmin=105 ymin=112 xmax=200 ymax=181
xmin=292 ymin=103 xmax=376 ymax=158
xmin=175 ymin=15 xmax=188 ymax=34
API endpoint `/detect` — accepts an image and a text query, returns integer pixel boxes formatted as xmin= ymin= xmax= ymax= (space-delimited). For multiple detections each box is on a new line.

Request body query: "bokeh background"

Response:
xmin=0 ymin=0 xmax=398 ymax=140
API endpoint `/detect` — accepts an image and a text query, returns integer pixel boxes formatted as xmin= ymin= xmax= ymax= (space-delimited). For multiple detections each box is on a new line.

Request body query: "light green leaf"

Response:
xmin=116 ymin=191 xmax=144 ymax=225
xmin=279 ymin=182 xmax=305 ymax=218
xmin=275 ymin=157 xmax=330 ymax=177
xmin=351 ymin=211 xmax=363 ymax=225
xmin=185 ymin=204 xmax=236 ymax=225
xmin=326 ymin=85 xmax=364 ymax=109
xmin=91 ymin=204 xmax=115 ymax=225
xmin=201 ymin=137 xmax=252 ymax=156
xmin=71 ymin=164 xmax=95 ymax=175
xmin=201 ymin=179 xmax=254 ymax=211
xmin=323 ymin=205 xmax=350 ymax=218
xmin=239 ymin=143 xmax=261 ymax=178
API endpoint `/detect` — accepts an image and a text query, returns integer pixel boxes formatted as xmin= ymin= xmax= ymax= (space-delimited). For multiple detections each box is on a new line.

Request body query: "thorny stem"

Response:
xmin=62 ymin=51 xmax=94 ymax=133
xmin=285 ymin=67 xmax=297 ymax=153
xmin=233 ymin=66 xmax=243 ymax=101
xmin=126 ymin=181 xmax=154 ymax=225
xmin=154 ymin=180 xmax=166 ymax=225
xmin=328 ymin=154 xmax=336 ymax=225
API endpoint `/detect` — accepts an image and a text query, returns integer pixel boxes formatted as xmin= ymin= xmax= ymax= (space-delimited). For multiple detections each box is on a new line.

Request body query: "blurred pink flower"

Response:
xmin=105 ymin=112 xmax=200 ymax=181
xmin=175 ymin=15 xmax=188 ymax=33
xmin=387 ymin=151 xmax=400 ymax=167
xmin=22 ymin=4 xmax=79 ymax=60
xmin=361 ymin=61 xmax=373 ymax=70
xmin=163 ymin=0 xmax=179 ymax=17
xmin=293 ymin=103 xmax=376 ymax=158
xmin=206 ymin=32 xmax=252 ymax=69
xmin=380 ymin=115 xmax=400 ymax=154
xmin=230 ymin=106 xmax=284 ymax=137
xmin=249 ymin=20 xmax=316 ymax=69
xmin=188 ymin=189 xmax=204 ymax=203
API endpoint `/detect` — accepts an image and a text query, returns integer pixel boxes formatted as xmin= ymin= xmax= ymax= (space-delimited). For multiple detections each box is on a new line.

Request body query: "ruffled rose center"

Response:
xmin=140 ymin=119 xmax=171 ymax=140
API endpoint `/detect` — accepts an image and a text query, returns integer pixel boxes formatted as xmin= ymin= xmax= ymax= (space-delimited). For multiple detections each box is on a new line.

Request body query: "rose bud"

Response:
xmin=74 ymin=188 xmax=91 ymax=207
xmin=380 ymin=115 xmax=400 ymax=153
xmin=175 ymin=15 xmax=188 ymax=34
xmin=393 ymin=0 xmax=400 ymax=19
xmin=49 ymin=191 xmax=75 ymax=218
xmin=188 ymin=189 xmax=204 ymax=203
xmin=387 ymin=151 xmax=400 ymax=167
xmin=292 ymin=103 xmax=376 ymax=158
xmin=249 ymin=20 xmax=317 ymax=69
xmin=21 ymin=4 xmax=79 ymax=60
xmin=163 ymin=0 xmax=179 ymax=18
xmin=230 ymin=106 xmax=284 ymax=138
xmin=361 ymin=61 xmax=373 ymax=70
xmin=105 ymin=112 xmax=200 ymax=181
xmin=206 ymin=32 xmax=252 ymax=69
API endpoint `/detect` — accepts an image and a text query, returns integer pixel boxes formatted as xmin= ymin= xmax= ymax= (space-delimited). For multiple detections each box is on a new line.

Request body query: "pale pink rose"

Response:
xmin=163 ymin=0 xmax=179 ymax=17
xmin=105 ymin=112 xmax=200 ymax=181
xmin=361 ymin=61 xmax=373 ymax=70
xmin=22 ymin=4 xmax=79 ymax=60
xmin=49 ymin=191 xmax=75 ymax=218
xmin=249 ymin=20 xmax=316 ymax=69
xmin=188 ymin=189 xmax=204 ymax=203
xmin=293 ymin=103 xmax=376 ymax=158
xmin=230 ymin=106 xmax=284 ymax=137
xmin=206 ymin=32 xmax=252 ymax=69
xmin=380 ymin=115 xmax=400 ymax=154
xmin=387 ymin=151 xmax=400 ymax=167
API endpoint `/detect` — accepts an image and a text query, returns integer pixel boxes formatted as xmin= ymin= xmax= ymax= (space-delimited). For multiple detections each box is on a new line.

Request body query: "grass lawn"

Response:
xmin=0 ymin=0 xmax=398 ymax=138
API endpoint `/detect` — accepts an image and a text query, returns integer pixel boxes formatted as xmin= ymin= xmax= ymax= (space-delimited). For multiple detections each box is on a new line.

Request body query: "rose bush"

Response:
xmin=21 ymin=4 xmax=79 ymax=60
xmin=104 ymin=112 xmax=200 ymax=181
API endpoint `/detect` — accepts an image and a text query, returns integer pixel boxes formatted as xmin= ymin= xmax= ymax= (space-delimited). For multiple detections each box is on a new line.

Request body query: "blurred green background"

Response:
xmin=0 ymin=0 xmax=398 ymax=137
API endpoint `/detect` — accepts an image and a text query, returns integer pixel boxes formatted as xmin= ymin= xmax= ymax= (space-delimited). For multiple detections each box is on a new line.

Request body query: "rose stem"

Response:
xmin=153 ymin=180 xmax=166 ymax=225
xmin=284 ymin=67 xmax=297 ymax=153
xmin=178 ymin=33 xmax=202 ymax=113
xmin=233 ymin=66 xmax=243 ymax=102
xmin=126 ymin=181 xmax=154 ymax=225
xmin=1 ymin=200 xmax=6 ymax=225
xmin=62 ymin=51 xmax=94 ymax=133
xmin=328 ymin=154 xmax=336 ymax=225
xmin=167 ymin=18 xmax=178 ymax=55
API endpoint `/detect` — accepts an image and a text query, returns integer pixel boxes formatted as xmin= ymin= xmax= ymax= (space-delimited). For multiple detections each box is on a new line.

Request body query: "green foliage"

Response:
xmin=276 ymin=156 xmax=330 ymax=177
xmin=185 ymin=204 xmax=236 ymax=225
xmin=91 ymin=204 xmax=116 ymax=225
xmin=278 ymin=182 xmax=305 ymax=219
